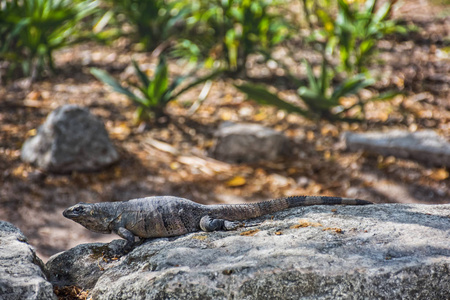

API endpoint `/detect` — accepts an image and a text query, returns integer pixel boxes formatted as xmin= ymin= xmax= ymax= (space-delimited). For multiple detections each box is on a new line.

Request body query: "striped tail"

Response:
xmin=207 ymin=196 xmax=372 ymax=221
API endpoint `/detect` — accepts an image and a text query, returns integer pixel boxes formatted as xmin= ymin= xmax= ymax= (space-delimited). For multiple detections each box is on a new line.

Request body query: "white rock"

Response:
xmin=211 ymin=122 xmax=290 ymax=164
xmin=343 ymin=130 xmax=450 ymax=167
xmin=21 ymin=105 xmax=119 ymax=173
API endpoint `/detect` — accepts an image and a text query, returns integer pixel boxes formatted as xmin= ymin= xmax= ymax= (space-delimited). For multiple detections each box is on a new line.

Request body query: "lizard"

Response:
xmin=63 ymin=195 xmax=372 ymax=253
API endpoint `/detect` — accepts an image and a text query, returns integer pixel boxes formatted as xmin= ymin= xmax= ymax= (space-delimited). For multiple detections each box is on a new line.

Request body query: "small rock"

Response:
xmin=21 ymin=105 xmax=119 ymax=173
xmin=343 ymin=130 xmax=450 ymax=167
xmin=0 ymin=221 xmax=56 ymax=300
xmin=296 ymin=176 xmax=310 ymax=188
xmin=211 ymin=122 xmax=290 ymax=164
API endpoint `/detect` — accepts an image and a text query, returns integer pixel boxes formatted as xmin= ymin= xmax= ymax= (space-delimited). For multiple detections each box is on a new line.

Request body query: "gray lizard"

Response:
xmin=63 ymin=195 xmax=372 ymax=253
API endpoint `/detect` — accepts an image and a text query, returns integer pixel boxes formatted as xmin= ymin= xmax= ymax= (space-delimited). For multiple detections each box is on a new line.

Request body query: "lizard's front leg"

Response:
xmin=199 ymin=216 xmax=243 ymax=232
xmin=99 ymin=227 xmax=137 ymax=262
xmin=116 ymin=227 xmax=137 ymax=253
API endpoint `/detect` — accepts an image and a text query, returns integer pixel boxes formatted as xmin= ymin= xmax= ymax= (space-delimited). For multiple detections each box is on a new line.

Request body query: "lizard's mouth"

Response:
xmin=63 ymin=204 xmax=88 ymax=219
xmin=62 ymin=209 xmax=71 ymax=218
xmin=63 ymin=208 xmax=77 ymax=219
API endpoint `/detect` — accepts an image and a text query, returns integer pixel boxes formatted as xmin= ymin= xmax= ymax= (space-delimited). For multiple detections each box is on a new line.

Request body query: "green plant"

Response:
xmin=311 ymin=0 xmax=406 ymax=74
xmin=101 ymin=0 xmax=191 ymax=51
xmin=297 ymin=59 xmax=374 ymax=118
xmin=299 ymin=0 xmax=333 ymax=29
xmin=235 ymin=59 xmax=397 ymax=121
xmin=179 ymin=0 xmax=290 ymax=72
xmin=0 ymin=0 xmax=98 ymax=79
xmin=91 ymin=57 xmax=222 ymax=122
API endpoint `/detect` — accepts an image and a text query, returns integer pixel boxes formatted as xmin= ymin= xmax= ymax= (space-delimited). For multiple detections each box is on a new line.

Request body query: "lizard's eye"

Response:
xmin=73 ymin=206 xmax=84 ymax=213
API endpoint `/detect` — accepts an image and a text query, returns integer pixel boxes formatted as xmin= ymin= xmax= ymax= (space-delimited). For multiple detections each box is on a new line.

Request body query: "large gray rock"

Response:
xmin=47 ymin=204 xmax=450 ymax=299
xmin=343 ymin=130 xmax=450 ymax=167
xmin=21 ymin=105 xmax=119 ymax=173
xmin=46 ymin=241 xmax=125 ymax=289
xmin=211 ymin=122 xmax=290 ymax=163
xmin=0 ymin=221 xmax=56 ymax=300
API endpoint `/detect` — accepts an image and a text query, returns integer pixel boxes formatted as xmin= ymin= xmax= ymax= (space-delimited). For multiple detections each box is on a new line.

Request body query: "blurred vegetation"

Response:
xmin=306 ymin=0 xmax=407 ymax=74
xmin=0 ymin=0 xmax=98 ymax=79
xmin=238 ymin=0 xmax=405 ymax=121
xmin=1 ymin=0 xmax=408 ymax=122
xmin=99 ymin=0 xmax=191 ymax=51
xmin=236 ymin=59 xmax=398 ymax=121
xmin=177 ymin=0 xmax=291 ymax=72
xmin=91 ymin=57 xmax=222 ymax=122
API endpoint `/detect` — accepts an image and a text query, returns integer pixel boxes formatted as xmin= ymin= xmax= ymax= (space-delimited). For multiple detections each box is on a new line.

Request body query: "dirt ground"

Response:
xmin=1 ymin=0 xmax=449 ymax=262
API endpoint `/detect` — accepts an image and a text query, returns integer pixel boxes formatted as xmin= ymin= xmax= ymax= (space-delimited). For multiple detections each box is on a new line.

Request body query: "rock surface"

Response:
xmin=46 ymin=204 xmax=450 ymax=299
xmin=211 ymin=122 xmax=290 ymax=163
xmin=46 ymin=241 xmax=125 ymax=289
xmin=0 ymin=221 xmax=56 ymax=300
xmin=21 ymin=104 xmax=119 ymax=173
xmin=343 ymin=130 xmax=450 ymax=167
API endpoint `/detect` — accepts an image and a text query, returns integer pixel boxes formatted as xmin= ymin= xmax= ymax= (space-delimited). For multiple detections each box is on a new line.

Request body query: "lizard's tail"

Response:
xmin=208 ymin=196 xmax=372 ymax=221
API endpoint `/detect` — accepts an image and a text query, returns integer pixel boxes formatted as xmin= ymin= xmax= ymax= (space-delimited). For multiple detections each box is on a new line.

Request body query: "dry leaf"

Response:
xmin=12 ymin=165 xmax=25 ymax=177
xmin=320 ymin=124 xmax=339 ymax=136
xmin=323 ymin=227 xmax=343 ymax=233
xmin=178 ymin=155 xmax=231 ymax=175
xmin=226 ymin=176 xmax=246 ymax=187
xmin=393 ymin=76 xmax=404 ymax=89
xmin=54 ymin=285 xmax=89 ymax=300
xmin=377 ymin=156 xmax=396 ymax=169
xmin=27 ymin=90 xmax=42 ymax=100
xmin=309 ymin=183 xmax=322 ymax=194
xmin=287 ymin=167 xmax=298 ymax=175
xmin=290 ymin=219 xmax=322 ymax=229
xmin=428 ymin=168 xmax=449 ymax=181
xmin=26 ymin=128 xmax=37 ymax=138
xmin=91 ymin=183 xmax=103 ymax=194
xmin=253 ymin=112 xmax=267 ymax=121
xmin=144 ymin=138 xmax=179 ymax=155
xmin=240 ymin=229 xmax=260 ymax=236
xmin=114 ymin=166 xmax=122 ymax=178
xmin=275 ymin=231 xmax=283 ymax=235
xmin=306 ymin=131 xmax=315 ymax=141
xmin=23 ymin=99 xmax=44 ymax=108
xmin=170 ymin=162 xmax=181 ymax=170
xmin=110 ymin=122 xmax=131 ymax=140
xmin=192 ymin=235 xmax=207 ymax=240
xmin=223 ymin=93 xmax=234 ymax=103
xmin=220 ymin=111 xmax=232 ymax=120
xmin=339 ymin=96 xmax=357 ymax=108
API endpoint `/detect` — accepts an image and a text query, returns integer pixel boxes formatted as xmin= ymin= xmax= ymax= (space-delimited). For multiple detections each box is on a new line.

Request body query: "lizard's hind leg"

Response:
xmin=199 ymin=216 xmax=243 ymax=232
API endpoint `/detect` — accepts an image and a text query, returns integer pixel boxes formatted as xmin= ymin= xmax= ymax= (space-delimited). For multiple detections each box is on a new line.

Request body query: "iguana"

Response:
xmin=63 ymin=195 xmax=372 ymax=253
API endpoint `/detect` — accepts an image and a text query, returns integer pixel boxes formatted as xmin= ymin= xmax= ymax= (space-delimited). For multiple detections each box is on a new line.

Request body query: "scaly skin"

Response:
xmin=63 ymin=195 xmax=372 ymax=253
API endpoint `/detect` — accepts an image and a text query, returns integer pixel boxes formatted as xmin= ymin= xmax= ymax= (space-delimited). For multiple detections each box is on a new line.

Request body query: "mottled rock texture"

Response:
xmin=21 ymin=104 xmax=119 ymax=173
xmin=0 ymin=221 xmax=56 ymax=300
xmin=46 ymin=204 xmax=450 ymax=300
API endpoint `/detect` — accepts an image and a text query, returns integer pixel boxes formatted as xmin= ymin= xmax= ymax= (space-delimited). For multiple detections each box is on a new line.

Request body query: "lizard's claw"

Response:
xmin=223 ymin=221 xmax=262 ymax=230
xmin=101 ymin=239 xmax=135 ymax=261
xmin=223 ymin=220 xmax=244 ymax=231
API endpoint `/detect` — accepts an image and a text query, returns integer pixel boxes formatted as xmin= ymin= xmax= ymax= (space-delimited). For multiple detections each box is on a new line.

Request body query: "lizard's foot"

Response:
xmin=200 ymin=216 xmax=244 ymax=232
xmin=101 ymin=240 xmax=135 ymax=261
xmin=223 ymin=220 xmax=244 ymax=231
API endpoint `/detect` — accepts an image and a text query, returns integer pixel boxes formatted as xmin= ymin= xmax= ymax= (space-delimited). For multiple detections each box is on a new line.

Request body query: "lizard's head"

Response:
xmin=63 ymin=203 xmax=112 ymax=234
